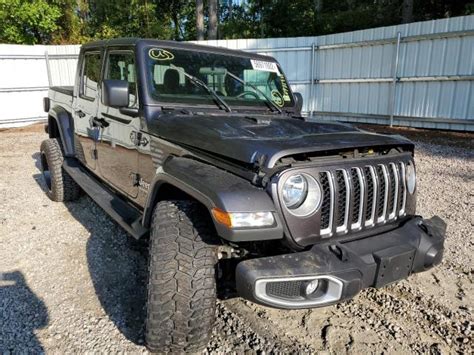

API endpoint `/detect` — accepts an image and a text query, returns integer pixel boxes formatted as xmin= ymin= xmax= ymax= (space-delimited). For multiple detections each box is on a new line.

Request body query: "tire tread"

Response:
xmin=145 ymin=200 xmax=217 ymax=353
xmin=40 ymin=138 xmax=81 ymax=202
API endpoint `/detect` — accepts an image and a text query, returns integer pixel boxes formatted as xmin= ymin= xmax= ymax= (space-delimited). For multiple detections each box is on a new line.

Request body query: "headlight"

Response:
xmin=282 ymin=173 xmax=322 ymax=217
xmin=282 ymin=174 xmax=308 ymax=209
xmin=406 ymin=161 xmax=416 ymax=194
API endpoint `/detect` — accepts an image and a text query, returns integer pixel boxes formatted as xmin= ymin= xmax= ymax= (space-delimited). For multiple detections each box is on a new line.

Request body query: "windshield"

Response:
xmin=145 ymin=47 xmax=295 ymax=110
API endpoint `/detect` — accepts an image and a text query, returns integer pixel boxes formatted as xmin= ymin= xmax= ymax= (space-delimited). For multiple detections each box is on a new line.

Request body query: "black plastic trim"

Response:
xmin=142 ymin=156 xmax=284 ymax=242
xmin=50 ymin=86 xmax=74 ymax=96
xmin=235 ymin=215 xmax=446 ymax=309
xmin=63 ymin=158 xmax=148 ymax=239
xmin=101 ymin=112 xmax=132 ymax=124
xmin=48 ymin=106 xmax=75 ymax=157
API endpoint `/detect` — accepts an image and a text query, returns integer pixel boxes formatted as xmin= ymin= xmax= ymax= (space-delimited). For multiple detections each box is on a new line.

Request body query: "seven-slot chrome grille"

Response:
xmin=275 ymin=154 xmax=413 ymax=245
xmin=318 ymin=161 xmax=407 ymax=238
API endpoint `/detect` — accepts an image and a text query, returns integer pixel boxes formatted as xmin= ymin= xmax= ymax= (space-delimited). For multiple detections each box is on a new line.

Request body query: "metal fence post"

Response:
xmin=389 ymin=32 xmax=402 ymax=127
xmin=44 ymin=51 xmax=52 ymax=87
xmin=309 ymin=43 xmax=316 ymax=116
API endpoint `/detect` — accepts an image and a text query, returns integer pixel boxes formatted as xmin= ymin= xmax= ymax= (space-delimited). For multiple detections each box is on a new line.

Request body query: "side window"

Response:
xmin=81 ymin=52 xmax=101 ymax=99
xmin=106 ymin=51 xmax=138 ymax=107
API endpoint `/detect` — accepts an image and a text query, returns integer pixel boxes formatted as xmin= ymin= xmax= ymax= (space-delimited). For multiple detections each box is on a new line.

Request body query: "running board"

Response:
xmin=63 ymin=158 xmax=148 ymax=239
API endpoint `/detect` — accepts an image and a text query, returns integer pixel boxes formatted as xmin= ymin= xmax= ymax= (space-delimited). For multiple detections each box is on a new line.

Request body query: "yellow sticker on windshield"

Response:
xmin=149 ymin=48 xmax=174 ymax=61
xmin=279 ymin=75 xmax=291 ymax=101
xmin=271 ymin=90 xmax=284 ymax=107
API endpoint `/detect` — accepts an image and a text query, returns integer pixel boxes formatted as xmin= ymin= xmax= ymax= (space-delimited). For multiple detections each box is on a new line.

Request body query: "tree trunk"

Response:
xmin=173 ymin=12 xmax=179 ymax=40
xmin=402 ymin=0 xmax=414 ymax=24
xmin=314 ymin=0 xmax=322 ymax=12
xmin=208 ymin=0 xmax=218 ymax=40
xmin=144 ymin=0 xmax=150 ymax=37
xmin=196 ymin=0 xmax=204 ymax=40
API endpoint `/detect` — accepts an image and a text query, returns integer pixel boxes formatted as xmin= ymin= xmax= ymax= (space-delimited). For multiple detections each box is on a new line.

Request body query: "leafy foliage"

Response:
xmin=0 ymin=0 xmax=472 ymax=44
xmin=0 ymin=0 xmax=61 ymax=44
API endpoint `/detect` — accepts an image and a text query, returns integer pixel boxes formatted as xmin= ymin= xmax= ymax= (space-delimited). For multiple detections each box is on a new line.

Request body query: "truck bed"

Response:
xmin=48 ymin=86 xmax=73 ymax=112
xmin=50 ymin=86 xmax=74 ymax=96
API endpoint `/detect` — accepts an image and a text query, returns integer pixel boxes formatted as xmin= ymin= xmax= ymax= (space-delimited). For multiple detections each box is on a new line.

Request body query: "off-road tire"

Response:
xmin=145 ymin=200 xmax=217 ymax=353
xmin=40 ymin=138 xmax=81 ymax=202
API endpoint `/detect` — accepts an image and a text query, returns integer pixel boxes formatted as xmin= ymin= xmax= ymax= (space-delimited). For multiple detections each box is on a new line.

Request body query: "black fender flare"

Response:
xmin=48 ymin=106 xmax=75 ymax=157
xmin=142 ymin=157 xmax=284 ymax=242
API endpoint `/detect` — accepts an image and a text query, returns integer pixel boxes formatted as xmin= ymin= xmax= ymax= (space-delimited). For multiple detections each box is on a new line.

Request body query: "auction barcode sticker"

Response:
xmin=250 ymin=59 xmax=280 ymax=74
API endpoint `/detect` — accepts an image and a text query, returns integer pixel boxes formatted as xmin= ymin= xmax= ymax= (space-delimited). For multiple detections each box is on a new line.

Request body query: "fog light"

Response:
xmin=255 ymin=276 xmax=344 ymax=308
xmin=304 ymin=279 xmax=319 ymax=295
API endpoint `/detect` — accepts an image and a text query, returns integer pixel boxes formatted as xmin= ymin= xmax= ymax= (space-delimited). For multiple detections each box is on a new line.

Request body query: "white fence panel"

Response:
xmin=194 ymin=15 xmax=474 ymax=131
xmin=0 ymin=44 xmax=79 ymax=127
xmin=0 ymin=15 xmax=472 ymax=131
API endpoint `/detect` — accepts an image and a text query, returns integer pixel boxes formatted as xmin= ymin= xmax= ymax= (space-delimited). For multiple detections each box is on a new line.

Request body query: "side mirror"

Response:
xmin=293 ymin=92 xmax=303 ymax=114
xmin=102 ymin=79 xmax=129 ymax=108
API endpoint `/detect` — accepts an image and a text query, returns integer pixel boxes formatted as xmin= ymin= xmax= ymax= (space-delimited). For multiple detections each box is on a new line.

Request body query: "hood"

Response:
xmin=149 ymin=113 xmax=413 ymax=168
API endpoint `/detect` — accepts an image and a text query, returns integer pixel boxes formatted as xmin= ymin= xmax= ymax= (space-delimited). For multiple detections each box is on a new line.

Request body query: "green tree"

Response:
xmin=1 ymin=0 xmax=473 ymax=44
xmin=86 ymin=0 xmax=171 ymax=39
xmin=50 ymin=0 xmax=89 ymax=44
xmin=0 ymin=0 xmax=61 ymax=44
xmin=219 ymin=4 xmax=260 ymax=39
xmin=220 ymin=0 xmax=474 ymax=39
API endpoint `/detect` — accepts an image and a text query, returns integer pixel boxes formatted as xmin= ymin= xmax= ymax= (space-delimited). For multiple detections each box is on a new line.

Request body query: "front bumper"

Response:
xmin=236 ymin=216 xmax=446 ymax=309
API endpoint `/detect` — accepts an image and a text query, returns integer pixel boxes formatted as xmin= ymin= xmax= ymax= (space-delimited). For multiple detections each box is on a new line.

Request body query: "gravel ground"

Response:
xmin=0 ymin=124 xmax=472 ymax=353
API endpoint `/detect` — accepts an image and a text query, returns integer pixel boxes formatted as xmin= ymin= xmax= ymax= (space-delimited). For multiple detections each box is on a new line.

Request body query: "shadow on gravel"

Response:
xmin=65 ymin=198 xmax=149 ymax=346
xmin=0 ymin=271 xmax=49 ymax=352
xmin=32 ymin=150 xmax=148 ymax=346
xmin=32 ymin=152 xmax=47 ymax=192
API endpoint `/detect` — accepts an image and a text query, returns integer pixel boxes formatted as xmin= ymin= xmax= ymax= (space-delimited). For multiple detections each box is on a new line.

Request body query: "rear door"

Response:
xmin=73 ymin=50 xmax=102 ymax=171
xmin=96 ymin=49 xmax=140 ymax=198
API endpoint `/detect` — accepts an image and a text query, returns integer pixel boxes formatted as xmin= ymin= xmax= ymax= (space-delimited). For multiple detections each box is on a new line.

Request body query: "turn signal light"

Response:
xmin=212 ymin=208 xmax=275 ymax=228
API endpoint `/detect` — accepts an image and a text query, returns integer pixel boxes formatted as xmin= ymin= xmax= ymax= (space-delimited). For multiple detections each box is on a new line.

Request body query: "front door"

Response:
xmin=96 ymin=49 xmax=140 ymax=199
xmin=73 ymin=50 xmax=102 ymax=170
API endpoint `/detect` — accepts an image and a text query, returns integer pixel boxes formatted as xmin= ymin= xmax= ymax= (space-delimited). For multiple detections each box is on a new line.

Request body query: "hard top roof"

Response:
xmin=82 ymin=38 xmax=275 ymax=61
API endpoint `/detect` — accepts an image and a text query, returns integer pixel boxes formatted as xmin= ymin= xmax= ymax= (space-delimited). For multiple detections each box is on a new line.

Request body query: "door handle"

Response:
xmin=130 ymin=131 xmax=149 ymax=147
xmin=92 ymin=117 xmax=110 ymax=128
xmin=76 ymin=110 xmax=86 ymax=118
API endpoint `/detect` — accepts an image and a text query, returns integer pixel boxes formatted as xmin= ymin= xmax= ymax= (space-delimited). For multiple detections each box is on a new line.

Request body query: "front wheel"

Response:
xmin=145 ymin=200 xmax=217 ymax=353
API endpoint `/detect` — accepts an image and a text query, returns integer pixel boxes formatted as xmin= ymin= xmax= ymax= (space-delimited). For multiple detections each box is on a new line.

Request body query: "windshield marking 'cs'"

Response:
xmin=149 ymin=48 xmax=174 ymax=61
xmin=271 ymin=90 xmax=284 ymax=107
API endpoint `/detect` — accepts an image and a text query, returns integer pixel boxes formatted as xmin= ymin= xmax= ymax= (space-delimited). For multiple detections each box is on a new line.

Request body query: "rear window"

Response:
xmin=80 ymin=52 xmax=102 ymax=99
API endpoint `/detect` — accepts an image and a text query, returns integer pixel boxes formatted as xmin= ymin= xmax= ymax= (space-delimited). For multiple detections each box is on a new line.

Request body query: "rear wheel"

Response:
xmin=145 ymin=200 xmax=217 ymax=353
xmin=40 ymin=138 xmax=81 ymax=202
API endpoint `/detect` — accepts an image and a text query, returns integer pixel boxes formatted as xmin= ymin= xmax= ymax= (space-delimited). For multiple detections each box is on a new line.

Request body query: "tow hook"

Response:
xmin=418 ymin=221 xmax=433 ymax=237
xmin=329 ymin=244 xmax=349 ymax=262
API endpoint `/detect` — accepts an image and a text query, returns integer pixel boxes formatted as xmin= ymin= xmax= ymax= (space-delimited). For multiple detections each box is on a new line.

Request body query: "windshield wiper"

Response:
xmin=225 ymin=71 xmax=282 ymax=114
xmin=169 ymin=64 xmax=231 ymax=112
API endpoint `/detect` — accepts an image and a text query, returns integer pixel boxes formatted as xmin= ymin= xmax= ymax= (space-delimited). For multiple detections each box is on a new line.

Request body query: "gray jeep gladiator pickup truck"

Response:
xmin=41 ymin=38 xmax=446 ymax=352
